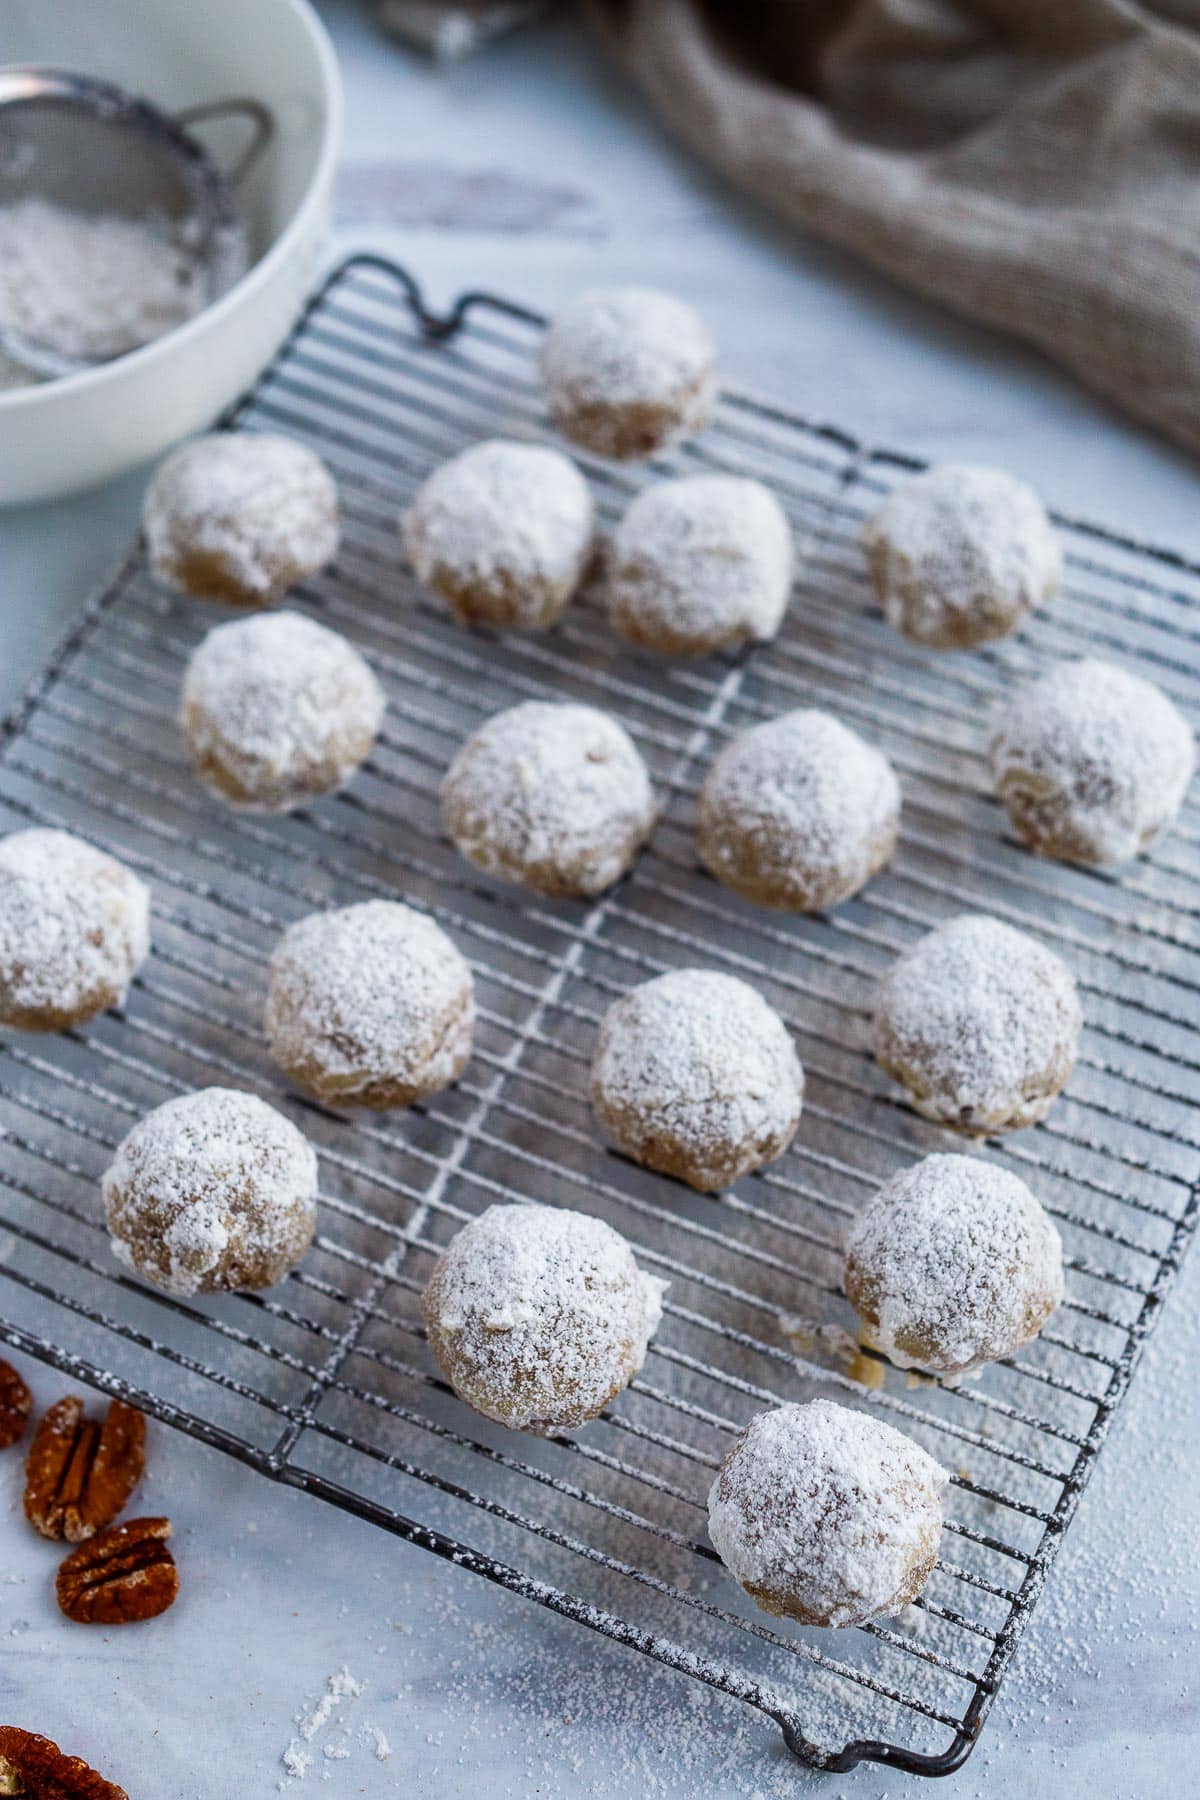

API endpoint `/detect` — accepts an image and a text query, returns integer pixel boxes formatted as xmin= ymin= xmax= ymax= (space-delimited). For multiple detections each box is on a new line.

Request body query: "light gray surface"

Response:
xmin=1 ymin=6 xmax=1198 ymax=1795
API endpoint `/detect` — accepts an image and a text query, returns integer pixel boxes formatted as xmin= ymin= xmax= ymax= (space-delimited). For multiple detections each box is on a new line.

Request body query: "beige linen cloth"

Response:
xmin=589 ymin=1 xmax=1200 ymax=456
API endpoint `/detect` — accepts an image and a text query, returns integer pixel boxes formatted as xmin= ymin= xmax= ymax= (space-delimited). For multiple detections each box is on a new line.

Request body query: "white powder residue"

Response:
xmin=990 ymin=656 xmax=1195 ymax=865
xmin=541 ymin=286 xmax=715 ymax=410
xmin=0 ymin=196 xmax=233 ymax=378
xmin=697 ymin=709 xmax=901 ymax=910
xmin=365 ymin=1724 xmax=391 ymax=1761
xmin=874 ymin=913 xmax=1081 ymax=1132
xmin=862 ymin=461 xmax=1061 ymax=646
xmin=590 ymin=968 xmax=804 ymax=1192
xmin=706 ymin=1398 xmax=948 ymax=1629
xmin=422 ymin=1202 xmax=666 ymax=1434
xmin=102 ymin=1086 xmax=317 ymax=1296
xmin=441 ymin=699 xmax=656 ymax=897
xmin=843 ymin=1152 xmax=1065 ymax=1375
xmin=280 ymin=1666 xmax=364 ymax=1786
xmin=0 ymin=827 xmax=150 ymax=1024
xmin=404 ymin=437 xmax=594 ymax=626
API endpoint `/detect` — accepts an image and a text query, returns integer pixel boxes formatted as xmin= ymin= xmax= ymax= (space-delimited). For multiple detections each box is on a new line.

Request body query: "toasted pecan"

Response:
xmin=24 ymin=1398 xmax=144 ymax=1542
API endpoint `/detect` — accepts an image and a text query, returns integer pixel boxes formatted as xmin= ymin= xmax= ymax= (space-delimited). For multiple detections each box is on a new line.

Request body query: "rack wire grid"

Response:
xmin=2 ymin=255 xmax=1199 ymax=1780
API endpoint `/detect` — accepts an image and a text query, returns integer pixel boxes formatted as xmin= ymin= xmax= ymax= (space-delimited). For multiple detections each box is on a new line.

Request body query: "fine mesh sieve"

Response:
xmin=0 ymin=65 xmax=271 ymax=379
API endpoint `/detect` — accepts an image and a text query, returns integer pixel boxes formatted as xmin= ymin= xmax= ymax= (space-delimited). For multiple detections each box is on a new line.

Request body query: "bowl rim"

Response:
xmin=0 ymin=0 xmax=343 ymax=415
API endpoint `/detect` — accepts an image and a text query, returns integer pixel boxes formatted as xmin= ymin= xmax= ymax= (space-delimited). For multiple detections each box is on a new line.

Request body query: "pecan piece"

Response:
xmin=0 ymin=1727 xmax=127 ymax=1799
xmin=0 ymin=1362 xmax=31 ymax=1450
xmin=24 ymin=1397 xmax=144 ymax=1542
xmin=56 ymin=1516 xmax=177 ymax=1626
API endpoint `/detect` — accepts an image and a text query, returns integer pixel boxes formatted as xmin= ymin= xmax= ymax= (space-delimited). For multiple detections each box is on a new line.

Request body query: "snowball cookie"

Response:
xmin=143 ymin=432 xmax=339 ymax=608
xmin=874 ymin=914 xmax=1081 ymax=1134
xmin=540 ymin=287 xmax=716 ymax=460
xmin=844 ymin=1154 xmax=1064 ymax=1377
xmin=606 ymin=475 xmax=793 ymax=657
xmin=698 ymin=710 xmax=900 ymax=912
xmin=862 ymin=463 xmax=1061 ymax=650
xmin=421 ymin=1202 xmax=667 ymax=1435
xmin=265 ymin=900 xmax=474 ymax=1109
xmin=990 ymin=658 xmax=1195 ymax=866
xmin=180 ymin=611 xmax=385 ymax=813
xmin=102 ymin=1087 xmax=317 ymax=1295
xmin=404 ymin=439 xmax=594 ymax=631
xmin=0 ymin=829 xmax=149 ymax=1030
xmin=590 ymin=969 xmax=804 ymax=1192
xmin=707 ymin=1399 xmax=946 ymax=1628
xmin=441 ymin=700 xmax=656 ymax=898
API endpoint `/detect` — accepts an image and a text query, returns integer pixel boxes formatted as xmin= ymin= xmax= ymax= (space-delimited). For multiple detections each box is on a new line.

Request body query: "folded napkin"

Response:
xmin=590 ymin=0 xmax=1200 ymax=456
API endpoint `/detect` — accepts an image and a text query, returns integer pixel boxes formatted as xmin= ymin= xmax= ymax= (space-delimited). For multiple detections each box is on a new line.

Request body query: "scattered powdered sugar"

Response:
xmin=874 ymin=913 xmax=1082 ymax=1131
xmin=863 ymin=462 xmax=1061 ymax=647
xmin=540 ymin=286 xmax=715 ymax=410
xmin=144 ymin=433 xmax=339 ymax=604
xmin=265 ymin=900 xmax=475 ymax=1103
xmin=606 ymin=474 xmax=793 ymax=654
xmin=843 ymin=1153 xmax=1065 ymax=1375
xmin=422 ymin=1202 xmax=666 ymax=1434
xmin=405 ymin=438 xmax=594 ymax=624
xmin=0 ymin=827 xmax=150 ymax=1023
xmin=590 ymin=969 xmax=804 ymax=1190
xmin=990 ymin=657 xmax=1196 ymax=864
xmin=180 ymin=611 xmax=385 ymax=814
xmin=102 ymin=1087 xmax=317 ymax=1296
xmin=280 ymin=1666 xmax=365 ymax=1785
xmin=441 ymin=700 xmax=656 ymax=896
xmin=707 ymin=1399 xmax=948 ymax=1628
xmin=0 ymin=197 xmax=240 ymax=379
xmin=698 ymin=709 xmax=900 ymax=909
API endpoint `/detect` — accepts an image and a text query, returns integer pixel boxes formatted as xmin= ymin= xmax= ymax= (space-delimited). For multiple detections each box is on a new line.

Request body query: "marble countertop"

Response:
xmin=1 ymin=6 xmax=1198 ymax=1795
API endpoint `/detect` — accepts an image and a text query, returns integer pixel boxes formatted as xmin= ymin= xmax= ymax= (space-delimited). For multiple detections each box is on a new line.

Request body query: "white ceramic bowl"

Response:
xmin=0 ymin=0 xmax=341 ymax=506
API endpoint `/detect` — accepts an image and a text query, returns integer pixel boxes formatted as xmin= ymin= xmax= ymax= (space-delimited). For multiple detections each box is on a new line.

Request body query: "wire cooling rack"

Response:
xmin=3 ymin=255 xmax=1199 ymax=1779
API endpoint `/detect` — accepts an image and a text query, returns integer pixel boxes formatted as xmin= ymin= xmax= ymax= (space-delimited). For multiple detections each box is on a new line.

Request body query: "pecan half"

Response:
xmin=0 ymin=1362 xmax=31 ymax=1450
xmin=24 ymin=1398 xmax=144 ymax=1542
xmin=56 ymin=1516 xmax=177 ymax=1626
xmin=0 ymin=1727 xmax=127 ymax=1799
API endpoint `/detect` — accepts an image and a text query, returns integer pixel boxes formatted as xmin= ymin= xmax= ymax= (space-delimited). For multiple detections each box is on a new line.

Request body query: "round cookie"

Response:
xmin=990 ymin=658 xmax=1195 ymax=866
xmin=606 ymin=475 xmax=793 ymax=657
xmin=265 ymin=901 xmax=475 ymax=1109
xmin=404 ymin=439 xmax=594 ymax=631
xmin=441 ymin=700 xmax=656 ymax=898
xmin=540 ymin=287 xmax=716 ymax=460
xmin=180 ymin=611 xmax=385 ymax=813
xmin=590 ymin=968 xmax=803 ymax=1192
xmin=874 ymin=913 xmax=1081 ymax=1134
xmin=102 ymin=1087 xmax=317 ymax=1295
xmin=862 ymin=463 xmax=1060 ymax=650
xmin=707 ymin=1399 xmax=946 ymax=1628
xmin=698 ymin=710 xmax=900 ymax=912
xmin=844 ymin=1153 xmax=1064 ymax=1377
xmin=143 ymin=432 xmax=338 ymax=608
xmin=0 ymin=829 xmax=150 ymax=1030
xmin=421 ymin=1202 xmax=667 ymax=1435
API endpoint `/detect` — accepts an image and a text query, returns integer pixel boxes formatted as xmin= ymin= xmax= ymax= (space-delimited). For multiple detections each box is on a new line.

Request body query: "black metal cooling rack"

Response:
xmin=2 ymin=254 xmax=1199 ymax=1778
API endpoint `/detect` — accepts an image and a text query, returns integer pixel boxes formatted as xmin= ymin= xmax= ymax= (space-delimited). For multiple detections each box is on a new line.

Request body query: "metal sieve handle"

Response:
xmin=172 ymin=97 xmax=273 ymax=190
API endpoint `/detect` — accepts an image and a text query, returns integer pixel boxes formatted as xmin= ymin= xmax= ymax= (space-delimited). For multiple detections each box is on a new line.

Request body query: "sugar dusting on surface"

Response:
xmin=540 ymin=285 xmax=715 ymax=408
xmin=607 ymin=474 xmax=793 ymax=652
xmin=707 ymin=1400 xmax=948 ymax=1630
xmin=102 ymin=1087 xmax=317 ymax=1296
xmin=843 ymin=1153 xmax=1065 ymax=1375
xmin=422 ymin=1202 xmax=666 ymax=1433
xmin=181 ymin=611 xmax=385 ymax=812
xmin=404 ymin=438 xmax=594 ymax=620
xmin=441 ymin=699 xmax=656 ymax=894
xmin=591 ymin=968 xmax=804 ymax=1189
xmin=863 ymin=461 xmax=1061 ymax=642
xmin=265 ymin=900 xmax=474 ymax=1099
xmin=991 ymin=657 xmax=1196 ymax=864
xmin=874 ymin=913 xmax=1081 ymax=1125
xmin=698 ymin=709 xmax=900 ymax=900
xmin=0 ymin=827 xmax=149 ymax=1018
